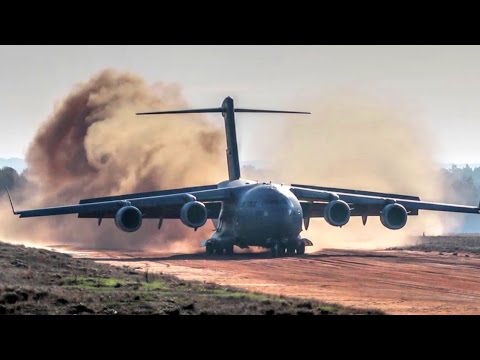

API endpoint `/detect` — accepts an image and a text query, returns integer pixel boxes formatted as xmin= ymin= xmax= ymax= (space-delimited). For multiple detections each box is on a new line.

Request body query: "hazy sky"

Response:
xmin=0 ymin=45 xmax=479 ymax=164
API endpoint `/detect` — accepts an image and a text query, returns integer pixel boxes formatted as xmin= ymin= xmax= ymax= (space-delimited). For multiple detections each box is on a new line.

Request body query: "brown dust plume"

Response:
xmin=0 ymin=70 xmax=226 ymax=250
xmin=246 ymin=95 xmax=461 ymax=251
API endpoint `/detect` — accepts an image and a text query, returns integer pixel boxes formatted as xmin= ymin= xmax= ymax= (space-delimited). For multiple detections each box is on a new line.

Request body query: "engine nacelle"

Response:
xmin=180 ymin=201 xmax=207 ymax=228
xmin=380 ymin=203 xmax=408 ymax=230
xmin=115 ymin=206 xmax=143 ymax=232
xmin=324 ymin=200 xmax=351 ymax=227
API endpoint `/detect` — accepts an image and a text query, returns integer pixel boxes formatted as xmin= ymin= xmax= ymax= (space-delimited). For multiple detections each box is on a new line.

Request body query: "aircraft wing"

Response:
xmin=7 ymin=184 xmax=233 ymax=220
xmin=291 ymin=184 xmax=480 ymax=217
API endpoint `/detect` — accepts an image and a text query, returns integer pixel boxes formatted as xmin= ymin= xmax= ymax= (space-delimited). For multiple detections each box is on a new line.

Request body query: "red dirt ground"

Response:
xmin=64 ymin=248 xmax=480 ymax=315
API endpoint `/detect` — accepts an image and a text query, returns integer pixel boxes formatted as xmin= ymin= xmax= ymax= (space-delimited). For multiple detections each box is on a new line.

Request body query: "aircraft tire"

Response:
xmin=206 ymin=243 xmax=214 ymax=255
xmin=271 ymin=243 xmax=280 ymax=257
xmin=225 ymin=244 xmax=234 ymax=255
xmin=296 ymin=242 xmax=305 ymax=255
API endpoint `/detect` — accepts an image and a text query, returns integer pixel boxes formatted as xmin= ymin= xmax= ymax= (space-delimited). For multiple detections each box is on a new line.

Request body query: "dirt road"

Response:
xmin=67 ymin=248 xmax=480 ymax=314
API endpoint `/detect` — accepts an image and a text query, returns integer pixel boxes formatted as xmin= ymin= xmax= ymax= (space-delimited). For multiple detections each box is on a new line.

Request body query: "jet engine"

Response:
xmin=180 ymin=201 xmax=208 ymax=228
xmin=380 ymin=203 xmax=408 ymax=230
xmin=324 ymin=200 xmax=351 ymax=227
xmin=115 ymin=206 xmax=143 ymax=232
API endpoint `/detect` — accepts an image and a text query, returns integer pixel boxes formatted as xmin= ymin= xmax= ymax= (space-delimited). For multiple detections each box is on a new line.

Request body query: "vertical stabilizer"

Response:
xmin=221 ymin=97 xmax=241 ymax=180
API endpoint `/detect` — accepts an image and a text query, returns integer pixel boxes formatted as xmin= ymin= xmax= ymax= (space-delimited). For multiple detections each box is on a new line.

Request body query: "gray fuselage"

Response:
xmin=211 ymin=179 xmax=303 ymax=248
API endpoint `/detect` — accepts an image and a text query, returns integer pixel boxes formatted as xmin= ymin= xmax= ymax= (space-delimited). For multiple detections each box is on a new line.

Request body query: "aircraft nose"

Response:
xmin=263 ymin=202 xmax=299 ymax=234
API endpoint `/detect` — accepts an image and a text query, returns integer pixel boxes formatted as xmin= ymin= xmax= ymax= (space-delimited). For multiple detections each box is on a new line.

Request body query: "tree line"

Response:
xmin=441 ymin=164 xmax=480 ymax=204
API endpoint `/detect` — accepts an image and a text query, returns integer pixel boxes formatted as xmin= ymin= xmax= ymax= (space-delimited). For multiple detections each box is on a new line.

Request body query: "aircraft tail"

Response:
xmin=137 ymin=97 xmax=310 ymax=181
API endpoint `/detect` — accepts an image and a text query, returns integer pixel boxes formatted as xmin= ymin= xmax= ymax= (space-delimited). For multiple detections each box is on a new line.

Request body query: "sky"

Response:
xmin=0 ymin=45 xmax=479 ymax=165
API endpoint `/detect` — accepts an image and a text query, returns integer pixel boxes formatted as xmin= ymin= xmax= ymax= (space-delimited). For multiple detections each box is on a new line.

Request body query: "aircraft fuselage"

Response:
xmin=207 ymin=179 xmax=304 ymax=253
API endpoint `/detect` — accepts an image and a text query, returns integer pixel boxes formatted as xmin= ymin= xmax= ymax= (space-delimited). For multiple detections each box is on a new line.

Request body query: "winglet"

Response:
xmin=5 ymin=187 xmax=18 ymax=215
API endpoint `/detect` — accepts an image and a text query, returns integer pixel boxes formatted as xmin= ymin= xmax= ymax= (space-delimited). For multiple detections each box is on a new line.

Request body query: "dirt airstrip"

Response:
xmin=67 ymin=236 xmax=480 ymax=315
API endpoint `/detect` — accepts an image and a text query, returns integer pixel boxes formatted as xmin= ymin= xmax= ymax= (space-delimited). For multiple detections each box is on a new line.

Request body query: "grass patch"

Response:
xmin=141 ymin=280 xmax=169 ymax=291
xmin=210 ymin=288 xmax=274 ymax=302
xmin=317 ymin=305 xmax=336 ymax=313
xmin=63 ymin=276 xmax=126 ymax=289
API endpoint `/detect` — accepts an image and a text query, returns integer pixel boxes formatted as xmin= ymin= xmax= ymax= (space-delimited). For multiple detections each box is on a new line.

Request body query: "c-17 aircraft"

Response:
xmin=7 ymin=97 xmax=480 ymax=257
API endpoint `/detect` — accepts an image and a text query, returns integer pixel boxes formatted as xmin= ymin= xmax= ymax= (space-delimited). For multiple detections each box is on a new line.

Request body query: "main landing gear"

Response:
xmin=271 ymin=239 xmax=307 ymax=258
xmin=205 ymin=239 xmax=309 ymax=258
xmin=205 ymin=242 xmax=234 ymax=255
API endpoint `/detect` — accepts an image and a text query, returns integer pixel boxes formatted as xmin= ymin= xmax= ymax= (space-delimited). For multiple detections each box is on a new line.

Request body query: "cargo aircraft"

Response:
xmin=7 ymin=97 xmax=480 ymax=257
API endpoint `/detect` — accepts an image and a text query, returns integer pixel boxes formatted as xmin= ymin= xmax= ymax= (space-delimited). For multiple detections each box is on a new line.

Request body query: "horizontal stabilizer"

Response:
xmin=137 ymin=108 xmax=223 ymax=115
xmin=137 ymin=108 xmax=310 ymax=116
xmin=136 ymin=97 xmax=310 ymax=182
xmin=235 ymin=108 xmax=310 ymax=114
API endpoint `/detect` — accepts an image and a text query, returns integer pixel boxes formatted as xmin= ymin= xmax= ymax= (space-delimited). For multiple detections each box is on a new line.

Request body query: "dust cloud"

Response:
xmin=263 ymin=95 xmax=461 ymax=251
xmin=0 ymin=73 xmax=464 ymax=253
xmin=0 ymin=69 xmax=225 ymax=250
